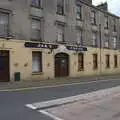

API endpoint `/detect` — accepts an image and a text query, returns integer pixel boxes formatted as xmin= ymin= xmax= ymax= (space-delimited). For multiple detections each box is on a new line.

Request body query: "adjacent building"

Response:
xmin=0 ymin=0 xmax=120 ymax=82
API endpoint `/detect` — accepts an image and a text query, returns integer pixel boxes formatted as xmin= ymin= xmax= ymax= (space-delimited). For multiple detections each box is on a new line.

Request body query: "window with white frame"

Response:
xmin=32 ymin=52 xmax=42 ymax=73
xmin=31 ymin=19 xmax=41 ymax=40
xmin=92 ymin=32 xmax=97 ymax=46
xmin=31 ymin=0 xmax=41 ymax=7
xmin=113 ymin=36 xmax=117 ymax=49
xmin=57 ymin=0 xmax=64 ymax=15
xmin=104 ymin=35 xmax=109 ymax=48
xmin=91 ymin=11 xmax=96 ymax=24
xmin=56 ymin=23 xmax=65 ymax=42
xmin=0 ymin=12 xmax=9 ymax=37
xmin=76 ymin=29 xmax=82 ymax=45
xmin=76 ymin=5 xmax=82 ymax=20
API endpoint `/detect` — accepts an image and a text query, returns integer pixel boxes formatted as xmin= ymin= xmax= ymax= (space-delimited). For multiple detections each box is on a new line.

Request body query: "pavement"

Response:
xmin=1 ymin=75 xmax=120 ymax=120
xmin=32 ymin=86 xmax=120 ymax=120
xmin=1 ymin=74 xmax=120 ymax=91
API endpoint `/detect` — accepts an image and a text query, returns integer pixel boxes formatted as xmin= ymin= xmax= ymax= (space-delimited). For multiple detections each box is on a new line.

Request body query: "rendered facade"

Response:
xmin=0 ymin=0 xmax=120 ymax=82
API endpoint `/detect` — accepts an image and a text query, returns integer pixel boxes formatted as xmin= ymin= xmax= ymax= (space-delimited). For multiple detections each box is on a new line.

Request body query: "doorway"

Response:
xmin=55 ymin=53 xmax=69 ymax=77
xmin=0 ymin=51 xmax=10 ymax=82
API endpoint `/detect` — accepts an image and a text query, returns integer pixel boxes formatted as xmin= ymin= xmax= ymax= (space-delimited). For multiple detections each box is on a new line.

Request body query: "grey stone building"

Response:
xmin=0 ymin=0 xmax=119 ymax=49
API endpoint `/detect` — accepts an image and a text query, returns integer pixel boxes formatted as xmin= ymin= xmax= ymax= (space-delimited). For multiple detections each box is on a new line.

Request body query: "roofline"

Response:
xmin=78 ymin=0 xmax=119 ymax=19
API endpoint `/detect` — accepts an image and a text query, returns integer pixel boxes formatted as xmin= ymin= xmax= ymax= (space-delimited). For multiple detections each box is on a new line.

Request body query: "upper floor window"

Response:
xmin=113 ymin=19 xmax=117 ymax=32
xmin=57 ymin=0 xmax=64 ymax=15
xmin=92 ymin=32 xmax=97 ymax=47
xmin=56 ymin=23 xmax=65 ymax=42
xmin=113 ymin=36 xmax=117 ymax=49
xmin=31 ymin=0 xmax=41 ymax=8
xmin=0 ymin=12 xmax=9 ymax=37
xmin=104 ymin=35 xmax=109 ymax=48
xmin=76 ymin=5 xmax=82 ymax=20
xmin=91 ymin=11 xmax=96 ymax=25
xmin=31 ymin=19 xmax=41 ymax=41
xmin=104 ymin=16 xmax=108 ymax=29
xmin=76 ymin=29 xmax=82 ymax=45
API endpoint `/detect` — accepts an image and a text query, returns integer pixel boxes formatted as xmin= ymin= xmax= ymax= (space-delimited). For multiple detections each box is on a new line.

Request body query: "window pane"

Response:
xmin=114 ymin=55 xmax=117 ymax=68
xmin=106 ymin=55 xmax=110 ymax=68
xmin=93 ymin=54 xmax=98 ymax=69
xmin=104 ymin=16 xmax=108 ymax=29
xmin=0 ymin=12 xmax=9 ymax=37
xmin=113 ymin=37 xmax=117 ymax=48
xmin=91 ymin=11 xmax=96 ymax=24
xmin=31 ymin=0 xmax=41 ymax=7
xmin=92 ymin=32 xmax=97 ymax=46
xmin=31 ymin=19 xmax=41 ymax=40
xmin=104 ymin=35 xmax=109 ymax=48
xmin=78 ymin=53 xmax=84 ymax=71
xmin=76 ymin=30 xmax=82 ymax=44
xmin=76 ymin=5 xmax=81 ymax=19
xmin=57 ymin=24 xmax=64 ymax=42
xmin=57 ymin=0 xmax=64 ymax=15
xmin=32 ymin=52 xmax=42 ymax=72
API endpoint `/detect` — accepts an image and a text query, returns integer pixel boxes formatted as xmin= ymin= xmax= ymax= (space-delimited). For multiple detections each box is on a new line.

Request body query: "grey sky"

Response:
xmin=92 ymin=0 xmax=120 ymax=16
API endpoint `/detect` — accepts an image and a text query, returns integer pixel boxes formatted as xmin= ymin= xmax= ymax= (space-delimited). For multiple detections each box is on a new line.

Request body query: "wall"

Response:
xmin=0 ymin=39 xmax=119 ymax=81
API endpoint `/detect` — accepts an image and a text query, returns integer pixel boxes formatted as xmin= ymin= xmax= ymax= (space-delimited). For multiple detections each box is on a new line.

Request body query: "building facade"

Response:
xmin=0 ymin=0 xmax=120 ymax=82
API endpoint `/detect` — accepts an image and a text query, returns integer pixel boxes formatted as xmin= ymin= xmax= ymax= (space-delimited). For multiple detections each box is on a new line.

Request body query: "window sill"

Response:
xmin=30 ymin=38 xmax=43 ymax=42
xmin=32 ymin=72 xmax=44 ymax=75
xmin=91 ymin=23 xmax=97 ymax=26
xmin=78 ymin=69 xmax=84 ymax=72
xmin=56 ymin=41 xmax=67 ymax=44
xmin=104 ymin=28 xmax=109 ymax=30
xmin=104 ymin=47 xmax=110 ymax=49
xmin=91 ymin=45 xmax=98 ymax=48
xmin=76 ymin=18 xmax=83 ymax=22
xmin=93 ymin=68 xmax=98 ymax=70
xmin=106 ymin=67 xmax=110 ymax=69
xmin=31 ymin=5 xmax=43 ymax=9
xmin=56 ymin=12 xmax=65 ymax=16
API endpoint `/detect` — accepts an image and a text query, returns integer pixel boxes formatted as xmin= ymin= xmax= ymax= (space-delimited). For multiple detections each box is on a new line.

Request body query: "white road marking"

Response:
xmin=25 ymin=86 xmax=120 ymax=110
xmin=39 ymin=110 xmax=64 ymax=120
xmin=26 ymin=104 xmax=37 ymax=110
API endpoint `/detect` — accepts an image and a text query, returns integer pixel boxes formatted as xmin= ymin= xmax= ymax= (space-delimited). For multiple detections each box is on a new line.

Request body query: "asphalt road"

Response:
xmin=1 ymin=79 xmax=120 ymax=120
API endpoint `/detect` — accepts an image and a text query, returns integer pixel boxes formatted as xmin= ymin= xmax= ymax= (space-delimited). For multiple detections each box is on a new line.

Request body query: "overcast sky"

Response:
xmin=92 ymin=0 xmax=120 ymax=16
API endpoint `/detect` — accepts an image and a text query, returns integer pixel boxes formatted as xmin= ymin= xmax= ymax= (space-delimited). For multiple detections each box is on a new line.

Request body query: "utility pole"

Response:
xmin=99 ymin=24 xmax=102 ymax=76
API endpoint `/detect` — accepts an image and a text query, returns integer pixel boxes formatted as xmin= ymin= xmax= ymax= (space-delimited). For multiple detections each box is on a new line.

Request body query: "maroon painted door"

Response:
xmin=55 ymin=53 xmax=69 ymax=77
xmin=0 ymin=51 xmax=9 ymax=82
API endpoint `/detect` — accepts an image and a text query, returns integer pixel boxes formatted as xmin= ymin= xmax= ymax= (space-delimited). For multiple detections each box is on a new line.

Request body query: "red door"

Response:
xmin=0 ymin=51 xmax=9 ymax=82
xmin=55 ymin=53 xmax=69 ymax=77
